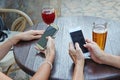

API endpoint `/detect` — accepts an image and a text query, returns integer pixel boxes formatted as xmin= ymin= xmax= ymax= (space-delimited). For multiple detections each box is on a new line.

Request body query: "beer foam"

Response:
xmin=93 ymin=28 xmax=107 ymax=33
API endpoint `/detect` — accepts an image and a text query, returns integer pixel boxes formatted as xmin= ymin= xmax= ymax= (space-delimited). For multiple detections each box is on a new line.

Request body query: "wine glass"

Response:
xmin=41 ymin=8 xmax=55 ymax=26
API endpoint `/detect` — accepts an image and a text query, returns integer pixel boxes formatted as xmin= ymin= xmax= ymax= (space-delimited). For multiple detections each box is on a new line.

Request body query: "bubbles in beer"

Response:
xmin=92 ymin=25 xmax=107 ymax=50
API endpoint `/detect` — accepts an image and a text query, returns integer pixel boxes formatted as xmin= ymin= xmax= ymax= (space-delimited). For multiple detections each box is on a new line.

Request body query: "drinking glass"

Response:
xmin=41 ymin=2 xmax=55 ymax=26
xmin=92 ymin=22 xmax=108 ymax=50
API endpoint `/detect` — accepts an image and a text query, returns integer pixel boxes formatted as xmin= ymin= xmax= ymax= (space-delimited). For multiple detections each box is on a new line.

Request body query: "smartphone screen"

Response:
xmin=70 ymin=30 xmax=88 ymax=53
xmin=37 ymin=25 xmax=58 ymax=50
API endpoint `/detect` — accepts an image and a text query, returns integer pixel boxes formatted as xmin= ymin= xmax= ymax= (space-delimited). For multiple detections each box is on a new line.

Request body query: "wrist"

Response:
xmin=46 ymin=55 xmax=55 ymax=64
xmin=11 ymin=35 xmax=21 ymax=45
xmin=43 ymin=60 xmax=53 ymax=70
xmin=100 ymin=53 xmax=109 ymax=64
xmin=75 ymin=62 xmax=84 ymax=72
xmin=75 ymin=60 xmax=84 ymax=68
xmin=99 ymin=52 xmax=108 ymax=64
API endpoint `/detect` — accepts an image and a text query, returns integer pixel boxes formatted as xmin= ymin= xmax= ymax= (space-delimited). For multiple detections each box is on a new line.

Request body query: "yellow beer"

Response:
xmin=92 ymin=24 xmax=107 ymax=50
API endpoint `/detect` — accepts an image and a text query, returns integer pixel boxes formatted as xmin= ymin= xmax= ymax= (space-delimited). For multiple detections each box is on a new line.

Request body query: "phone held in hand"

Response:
xmin=36 ymin=24 xmax=59 ymax=50
xmin=69 ymin=28 xmax=90 ymax=58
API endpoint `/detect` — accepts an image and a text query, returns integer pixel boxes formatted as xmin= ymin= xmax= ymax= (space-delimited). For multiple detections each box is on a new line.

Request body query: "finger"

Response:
xmin=84 ymin=43 xmax=96 ymax=53
xmin=69 ymin=52 xmax=76 ymax=62
xmin=45 ymin=50 xmax=48 ymax=57
xmin=46 ymin=36 xmax=51 ymax=39
xmin=84 ymin=41 xmax=99 ymax=50
xmin=34 ymin=46 xmax=41 ymax=51
xmin=69 ymin=43 xmax=76 ymax=62
xmin=75 ymin=42 xmax=84 ymax=55
xmin=75 ymin=42 xmax=80 ymax=49
xmin=75 ymin=43 xmax=82 ymax=51
xmin=32 ymin=35 xmax=42 ymax=39
xmin=34 ymin=46 xmax=45 ymax=54
xmin=41 ymin=50 xmax=46 ymax=54
xmin=46 ymin=36 xmax=55 ymax=39
xmin=46 ymin=36 xmax=52 ymax=48
xmin=35 ymin=47 xmax=40 ymax=54
xmin=46 ymin=36 xmax=53 ymax=40
xmin=84 ymin=43 xmax=92 ymax=49
xmin=34 ymin=45 xmax=45 ymax=52
xmin=69 ymin=42 xmax=75 ymax=51
xmin=32 ymin=30 xmax=45 ymax=35
xmin=69 ymin=43 xmax=76 ymax=55
xmin=85 ymin=39 xmax=96 ymax=44
xmin=85 ymin=39 xmax=92 ymax=43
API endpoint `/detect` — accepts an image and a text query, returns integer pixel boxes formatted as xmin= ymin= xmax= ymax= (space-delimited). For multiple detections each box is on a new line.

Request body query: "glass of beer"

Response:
xmin=92 ymin=22 xmax=108 ymax=50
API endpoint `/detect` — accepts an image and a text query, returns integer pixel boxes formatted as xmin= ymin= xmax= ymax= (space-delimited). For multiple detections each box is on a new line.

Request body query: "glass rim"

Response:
xmin=42 ymin=8 xmax=55 ymax=13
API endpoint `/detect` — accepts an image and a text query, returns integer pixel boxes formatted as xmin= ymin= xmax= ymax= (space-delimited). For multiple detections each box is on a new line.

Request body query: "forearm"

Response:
xmin=30 ymin=36 xmax=55 ymax=80
xmin=72 ymin=64 xmax=84 ymax=80
xmin=30 ymin=61 xmax=52 ymax=80
xmin=0 ymin=72 xmax=12 ymax=80
xmin=101 ymin=53 xmax=120 ymax=68
xmin=0 ymin=35 xmax=20 ymax=60
xmin=0 ymin=39 xmax=13 ymax=60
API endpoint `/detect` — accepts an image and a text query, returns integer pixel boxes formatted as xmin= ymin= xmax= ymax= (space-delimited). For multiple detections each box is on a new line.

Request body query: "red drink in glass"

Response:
xmin=42 ymin=8 xmax=55 ymax=25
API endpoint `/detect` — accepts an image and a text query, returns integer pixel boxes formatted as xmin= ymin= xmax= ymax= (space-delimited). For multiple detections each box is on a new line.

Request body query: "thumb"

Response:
xmin=84 ymin=43 xmax=93 ymax=50
xmin=46 ymin=36 xmax=51 ymax=47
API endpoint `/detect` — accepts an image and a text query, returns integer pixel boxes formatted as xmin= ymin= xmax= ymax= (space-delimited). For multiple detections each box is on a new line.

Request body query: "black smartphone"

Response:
xmin=36 ymin=24 xmax=59 ymax=50
xmin=70 ymin=30 xmax=88 ymax=53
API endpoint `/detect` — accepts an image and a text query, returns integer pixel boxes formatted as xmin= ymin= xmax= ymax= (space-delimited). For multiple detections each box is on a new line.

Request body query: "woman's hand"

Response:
xmin=69 ymin=42 xmax=85 ymax=80
xmin=84 ymin=39 xmax=106 ymax=64
xmin=35 ymin=36 xmax=55 ymax=63
xmin=69 ymin=42 xmax=84 ymax=66
xmin=12 ymin=30 xmax=44 ymax=45
xmin=31 ymin=37 xmax=55 ymax=80
xmin=45 ymin=36 xmax=55 ymax=63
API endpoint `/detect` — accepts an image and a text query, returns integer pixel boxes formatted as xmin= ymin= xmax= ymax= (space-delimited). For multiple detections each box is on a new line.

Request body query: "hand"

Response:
xmin=84 ymin=39 xmax=105 ymax=64
xmin=45 ymin=36 xmax=55 ymax=63
xmin=12 ymin=30 xmax=44 ymax=45
xmin=69 ymin=42 xmax=84 ymax=66
xmin=35 ymin=36 xmax=55 ymax=63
